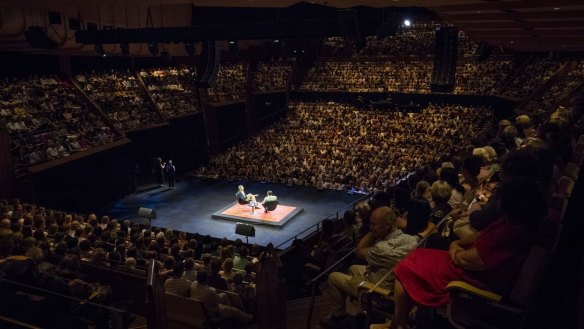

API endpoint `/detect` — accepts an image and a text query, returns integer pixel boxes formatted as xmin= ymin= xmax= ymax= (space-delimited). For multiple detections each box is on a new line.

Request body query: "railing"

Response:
xmin=304 ymin=211 xmax=454 ymax=329
xmin=305 ymin=247 xmax=357 ymax=329
xmin=0 ymin=277 xmax=131 ymax=329
xmin=275 ymin=192 xmax=370 ymax=251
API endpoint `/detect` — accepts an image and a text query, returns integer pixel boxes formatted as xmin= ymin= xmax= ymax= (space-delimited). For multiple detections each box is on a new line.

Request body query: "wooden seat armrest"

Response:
xmin=447 ymin=281 xmax=502 ymax=302
xmin=357 ymin=281 xmax=392 ymax=297
xmin=304 ymin=263 xmax=321 ymax=272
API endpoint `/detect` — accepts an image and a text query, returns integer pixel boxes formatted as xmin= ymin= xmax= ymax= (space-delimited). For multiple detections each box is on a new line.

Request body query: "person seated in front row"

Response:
xmin=392 ymin=177 xmax=547 ymax=329
xmin=235 ymin=185 xmax=257 ymax=205
xmin=261 ymin=190 xmax=278 ymax=212
xmin=319 ymin=206 xmax=418 ymax=328
xmin=190 ymin=270 xmax=254 ymax=324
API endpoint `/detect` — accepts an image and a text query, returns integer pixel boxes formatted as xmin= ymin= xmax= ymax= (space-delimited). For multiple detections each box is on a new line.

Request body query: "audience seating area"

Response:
xmin=199 ymin=101 xmax=493 ymax=192
xmin=253 ymin=61 xmax=293 ymax=92
xmin=2 ymin=20 xmax=584 ymax=328
xmin=307 ymin=103 xmax=582 ymax=329
xmin=301 ymin=60 xmax=433 ymax=93
xmin=454 ymin=58 xmax=514 ymax=95
xmin=204 ymin=63 xmax=248 ymax=103
xmin=518 ymin=61 xmax=584 ymax=116
xmin=356 ymin=22 xmax=437 ymax=58
xmin=0 ymin=76 xmax=116 ymax=167
xmin=457 ymin=30 xmax=479 ymax=59
xmin=0 ymin=201 xmax=262 ymax=328
xmin=139 ymin=67 xmax=200 ymax=117
xmin=504 ymin=55 xmax=564 ymax=98
xmin=75 ymin=70 xmax=163 ymax=131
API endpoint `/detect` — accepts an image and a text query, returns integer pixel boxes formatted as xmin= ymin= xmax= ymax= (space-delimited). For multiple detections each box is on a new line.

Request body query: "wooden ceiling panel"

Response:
xmin=1 ymin=0 xmax=583 ymax=53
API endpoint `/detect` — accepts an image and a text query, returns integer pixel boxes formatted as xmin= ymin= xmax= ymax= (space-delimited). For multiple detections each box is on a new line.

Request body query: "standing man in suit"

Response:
xmin=261 ymin=190 xmax=278 ymax=213
xmin=166 ymin=160 xmax=176 ymax=189
xmin=236 ymin=185 xmax=257 ymax=204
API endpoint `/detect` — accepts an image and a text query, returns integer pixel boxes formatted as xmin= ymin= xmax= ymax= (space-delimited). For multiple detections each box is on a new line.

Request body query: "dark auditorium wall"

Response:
xmin=70 ymin=56 xmax=135 ymax=74
xmin=205 ymin=102 xmax=248 ymax=153
xmin=253 ymin=91 xmax=288 ymax=130
xmin=29 ymin=142 xmax=136 ymax=213
xmin=125 ymin=114 xmax=208 ymax=181
xmin=26 ymin=114 xmax=208 ymax=213
xmin=0 ymin=53 xmax=59 ymax=77
xmin=0 ymin=131 xmax=15 ymax=198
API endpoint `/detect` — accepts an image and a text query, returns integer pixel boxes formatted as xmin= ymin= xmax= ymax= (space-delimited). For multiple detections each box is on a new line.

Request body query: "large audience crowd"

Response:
xmin=454 ymin=58 xmax=514 ymax=95
xmin=504 ymin=55 xmax=563 ymax=98
xmin=253 ymin=61 xmax=293 ymax=92
xmin=139 ymin=67 xmax=200 ymax=117
xmin=301 ymin=61 xmax=433 ymax=93
xmin=75 ymin=70 xmax=162 ymax=131
xmin=518 ymin=61 xmax=584 ymax=117
xmin=356 ymin=23 xmax=437 ymax=58
xmin=198 ymin=101 xmax=493 ymax=192
xmin=2 ymin=33 xmax=584 ymax=327
xmin=204 ymin=63 xmax=248 ymax=103
xmin=0 ymin=76 xmax=115 ymax=166
xmin=457 ymin=30 xmax=479 ymax=59
xmin=0 ymin=198 xmax=260 ymax=326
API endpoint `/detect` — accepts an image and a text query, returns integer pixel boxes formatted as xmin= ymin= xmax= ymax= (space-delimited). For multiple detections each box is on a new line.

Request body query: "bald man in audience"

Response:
xmin=319 ymin=206 xmax=417 ymax=328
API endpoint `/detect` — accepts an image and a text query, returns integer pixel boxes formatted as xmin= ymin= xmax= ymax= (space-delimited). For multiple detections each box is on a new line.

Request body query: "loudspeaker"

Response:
xmin=138 ymin=207 xmax=156 ymax=219
xmin=235 ymin=223 xmax=255 ymax=237
xmin=197 ymin=40 xmax=220 ymax=87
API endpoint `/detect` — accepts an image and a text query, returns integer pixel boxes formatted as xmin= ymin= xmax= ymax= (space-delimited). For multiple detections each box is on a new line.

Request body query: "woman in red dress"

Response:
xmin=393 ymin=177 xmax=548 ymax=329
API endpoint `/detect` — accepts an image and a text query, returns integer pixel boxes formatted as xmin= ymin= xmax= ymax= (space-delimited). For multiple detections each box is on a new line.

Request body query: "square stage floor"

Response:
xmin=211 ymin=202 xmax=303 ymax=228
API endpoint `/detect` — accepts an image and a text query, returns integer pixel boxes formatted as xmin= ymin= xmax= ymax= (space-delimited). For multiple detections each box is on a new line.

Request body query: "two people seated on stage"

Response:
xmin=236 ymin=185 xmax=258 ymax=206
xmin=261 ymin=190 xmax=278 ymax=213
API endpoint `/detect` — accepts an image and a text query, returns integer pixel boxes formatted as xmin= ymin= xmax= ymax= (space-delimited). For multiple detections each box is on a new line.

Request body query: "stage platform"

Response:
xmin=108 ymin=177 xmax=366 ymax=248
xmin=212 ymin=202 xmax=303 ymax=227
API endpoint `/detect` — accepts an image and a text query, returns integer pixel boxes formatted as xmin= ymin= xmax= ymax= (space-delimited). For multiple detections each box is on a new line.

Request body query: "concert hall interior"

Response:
xmin=0 ymin=1 xmax=583 ymax=329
